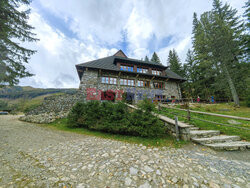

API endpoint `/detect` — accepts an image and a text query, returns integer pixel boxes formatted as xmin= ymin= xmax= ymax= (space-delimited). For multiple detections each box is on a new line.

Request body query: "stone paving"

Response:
xmin=0 ymin=115 xmax=250 ymax=188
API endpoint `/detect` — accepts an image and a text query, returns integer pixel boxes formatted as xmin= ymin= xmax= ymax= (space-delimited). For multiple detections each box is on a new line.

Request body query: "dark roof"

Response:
xmin=76 ymin=50 xmax=186 ymax=81
xmin=165 ymin=69 xmax=186 ymax=80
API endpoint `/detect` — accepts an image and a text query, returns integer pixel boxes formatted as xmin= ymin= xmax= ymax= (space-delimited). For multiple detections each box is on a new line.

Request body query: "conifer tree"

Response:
xmin=150 ymin=52 xmax=161 ymax=64
xmin=192 ymin=0 xmax=245 ymax=106
xmin=167 ymin=49 xmax=184 ymax=77
xmin=0 ymin=0 xmax=38 ymax=86
xmin=144 ymin=56 xmax=149 ymax=62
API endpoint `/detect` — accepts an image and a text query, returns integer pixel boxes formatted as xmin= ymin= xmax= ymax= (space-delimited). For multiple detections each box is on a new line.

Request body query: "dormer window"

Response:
xmin=120 ymin=65 xmax=133 ymax=72
xmin=152 ymin=70 xmax=161 ymax=75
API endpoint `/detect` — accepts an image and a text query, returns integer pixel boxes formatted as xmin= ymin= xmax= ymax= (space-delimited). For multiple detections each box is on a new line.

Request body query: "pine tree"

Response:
xmin=243 ymin=0 xmax=250 ymax=59
xmin=167 ymin=49 xmax=184 ymax=77
xmin=192 ymin=0 xmax=245 ymax=106
xmin=0 ymin=0 xmax=38 ymax=86
xmin=150 ymin=52 xmax=161 ymax=64
xmin=243 ymin=0 xmax=250 ymax=106
xmin=144 ymin=56 xmax=149 ymax=62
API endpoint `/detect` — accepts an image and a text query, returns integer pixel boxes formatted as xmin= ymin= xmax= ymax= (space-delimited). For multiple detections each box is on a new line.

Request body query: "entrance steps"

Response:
xmin=205 ymin=141 xmax=250 ymax=151
xmin=190 ymin=130 xmax=220 ymax=138
xmin=190 ymin=129 xmax=250 ymax=151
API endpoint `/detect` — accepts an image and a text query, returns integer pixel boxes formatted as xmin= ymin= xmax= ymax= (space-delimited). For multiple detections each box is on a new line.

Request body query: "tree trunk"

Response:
xmin=222 ymin=64 xmax=240 ymax=106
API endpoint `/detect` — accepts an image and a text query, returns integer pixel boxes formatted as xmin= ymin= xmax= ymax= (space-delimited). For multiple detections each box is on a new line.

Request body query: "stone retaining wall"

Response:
xmin=163 ymin=122 xmax=191 ymax=141
xmin=20 ymin=92 xmax=84 ymax=124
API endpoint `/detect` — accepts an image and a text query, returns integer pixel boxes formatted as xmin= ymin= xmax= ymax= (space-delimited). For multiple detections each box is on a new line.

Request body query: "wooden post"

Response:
xmin=175 ymin=116 xmax=179 ymax=141
xmin=187 ymin=109 xmax=190 ymax=121
xmin=158 ymin=103 xmax=161 ymax=111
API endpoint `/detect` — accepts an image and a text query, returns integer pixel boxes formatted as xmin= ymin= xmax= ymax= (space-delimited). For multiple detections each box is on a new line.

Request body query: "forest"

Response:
xmin=148 ymin=0 xmax=249 ymax=107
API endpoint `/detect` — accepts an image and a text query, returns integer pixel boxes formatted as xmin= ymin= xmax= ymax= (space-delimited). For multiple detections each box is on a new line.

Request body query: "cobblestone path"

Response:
xmin=0 ymin=115 xmax=249 ymax=188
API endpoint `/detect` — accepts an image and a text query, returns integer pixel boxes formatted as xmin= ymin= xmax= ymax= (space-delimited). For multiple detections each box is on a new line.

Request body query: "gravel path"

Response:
xmin=0 ymin=115 xmax=249 ymax=188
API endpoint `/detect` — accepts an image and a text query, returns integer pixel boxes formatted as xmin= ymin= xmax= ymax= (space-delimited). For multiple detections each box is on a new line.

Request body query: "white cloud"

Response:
xmin=19 ymin=0 xmax=245 ymax=88
xmin=20 ymin=10 xmax=118 ymax=88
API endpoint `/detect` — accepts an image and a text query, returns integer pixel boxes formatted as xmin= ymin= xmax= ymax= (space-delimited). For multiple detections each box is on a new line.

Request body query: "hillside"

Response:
xmin=0 ymin=86 xmax=77 ymax=99
xmin=0 ymin=86 xmax=78 ymax=112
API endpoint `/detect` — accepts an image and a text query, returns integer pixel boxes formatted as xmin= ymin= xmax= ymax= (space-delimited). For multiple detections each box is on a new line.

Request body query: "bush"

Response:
xmin=137 ymin=98 xmax=155 ymax=113
xmin=67 ymin=100 xmax=102 ymax=128
xmin=0 ymin=100 xmax=8 ymax=110
xmin=246 ymin=94 xmax=250 ymax=107
xmin=67 ymin=99 xmax=166 ymax=137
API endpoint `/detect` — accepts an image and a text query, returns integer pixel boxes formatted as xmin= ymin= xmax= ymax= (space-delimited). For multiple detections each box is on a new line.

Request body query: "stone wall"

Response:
xmin=19 ymin=93 xmax=84 ymax=124
xmin=163 ymin=122 xmax=191 ymax=141
xmin=79 ymin=69 xmax=182 ymax=102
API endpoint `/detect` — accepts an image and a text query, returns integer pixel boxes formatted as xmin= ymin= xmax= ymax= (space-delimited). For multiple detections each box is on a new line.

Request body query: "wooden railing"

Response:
xmin=159 ymin=104 xmax=250 ymax=131
xmin=126 ymin=104 xmax=192 ymax=141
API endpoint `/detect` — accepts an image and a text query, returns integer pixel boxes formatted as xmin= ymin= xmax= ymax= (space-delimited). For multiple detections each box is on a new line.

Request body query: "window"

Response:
xmin=143 ymin=69 xmax=148 ymax=73
xmin=120 ymin=79 xmax=134 ymax=86
xmin=120 ymin=65 xmax=133 ymax=72
xmin=101 ymin=77 xmax=117 ymax=85
xmin=137 ymin=68 xmax=143 ymax=73
xmin=155 ymin=95 xmax=166 ymax=101
xmin=137 ymin=81 xmax=143 ymax=87
xmin=153 ymin=82 xmax=164 ymax=89
xmin=137 ymin=80 xmax=150 ymax=87
xmin=152 ymin=70 xmax=161 ymax=75
xmin=137 ymin=67 xmax=148 ymax=73
xmin=101 ymin=77 xmax=105 ymax=83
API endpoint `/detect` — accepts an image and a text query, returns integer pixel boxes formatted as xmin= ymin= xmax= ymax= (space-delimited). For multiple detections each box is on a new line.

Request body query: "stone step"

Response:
xmin=205 ymin=141 xmax=250 ymax=151
xmin=190 ymin=130 xmax=220 ymax=138
xmin=191 ymin=135 xmax=241 ymax=145
xmin=189 ymin=127 xmax=199 ymax=130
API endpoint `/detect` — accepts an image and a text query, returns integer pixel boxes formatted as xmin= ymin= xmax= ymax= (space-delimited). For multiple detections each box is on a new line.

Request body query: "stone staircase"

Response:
xmin=189 ymin=126 xmax=250 ymax=151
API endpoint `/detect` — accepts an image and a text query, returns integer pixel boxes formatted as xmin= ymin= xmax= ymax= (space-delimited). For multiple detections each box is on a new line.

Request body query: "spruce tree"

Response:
xmin=192 ymin=0 xmax=245 ymax=106
xmin=144 ymin=55 xmax=149 ymax=62
xmin=243 ymin=0 xmax=250 ymax=59
xmin=167 ymin=49 xmax=184 ymax=77
xmin=150 ymin=52 xmax=161 ymax=64
xmin=243 ymin=1 xmax=250 ymax=106
xmin=0 ymin=0 xmax=38 ymax=86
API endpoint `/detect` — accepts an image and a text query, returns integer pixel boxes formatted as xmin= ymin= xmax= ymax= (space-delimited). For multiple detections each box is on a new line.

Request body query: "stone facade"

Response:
xmin=79 ymin=69 xmax=182 ymax=102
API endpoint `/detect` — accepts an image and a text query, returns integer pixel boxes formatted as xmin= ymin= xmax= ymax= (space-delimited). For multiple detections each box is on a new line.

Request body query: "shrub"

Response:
xmin=137 ymin=98 xmax=155 ymax=113
xmin=93 ymin=101 xmax=131 ymax=134
xmin=67 ymin=100 xmax=102 ymax=128
xmin=129 ymin=109 xmax=166 ymax=137
xmin=246 ymin=94 xmax=250 ymax=107
xmin=0 ymin=100 xmax=8 ymax=110
xmin=67 ymin=99 xmax=166 ymax=137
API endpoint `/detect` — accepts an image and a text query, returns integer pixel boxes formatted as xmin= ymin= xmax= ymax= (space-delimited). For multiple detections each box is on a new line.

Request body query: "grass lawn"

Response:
xmin=3 ymin=92 xmax=66 ymax=113
xmin=43 ymin=118 xmax=187 ymax=148
xmin=158 ymin=107 xmax=250 ymax=141
xmin=176 ymin=103 xmax=250 ymax=118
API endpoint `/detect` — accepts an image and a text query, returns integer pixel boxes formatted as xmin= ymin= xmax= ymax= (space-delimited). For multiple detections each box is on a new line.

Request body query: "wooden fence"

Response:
xmin=159 ymin=104 xmax=250 ymax=131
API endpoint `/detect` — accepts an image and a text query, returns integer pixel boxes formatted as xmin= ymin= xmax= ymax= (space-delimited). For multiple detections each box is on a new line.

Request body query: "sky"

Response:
xmin=19 ymin=0 xmax=246 ymax=89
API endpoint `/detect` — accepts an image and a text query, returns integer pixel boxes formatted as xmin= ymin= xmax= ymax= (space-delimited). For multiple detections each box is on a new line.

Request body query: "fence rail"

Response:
xmin=160 ymin=105 xmax=250 ymax=131
xmin=160 ymin=104 xmax=250 ymax=121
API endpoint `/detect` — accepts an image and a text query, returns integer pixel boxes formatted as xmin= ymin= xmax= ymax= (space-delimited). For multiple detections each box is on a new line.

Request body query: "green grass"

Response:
xmin=43 ymin=118 xmax=187 ymax=148
xmin=3 ymin=92 xmax=66 ymax=113
xmin=158 ymin=107 xmax=250 ymax=141
xmin=177 ymin=103 xmax=250 ymax=118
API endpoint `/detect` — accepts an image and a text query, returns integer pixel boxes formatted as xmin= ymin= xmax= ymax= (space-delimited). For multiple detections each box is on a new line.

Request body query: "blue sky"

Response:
xmin=19 ymin=0 xmax=246 ymax=88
